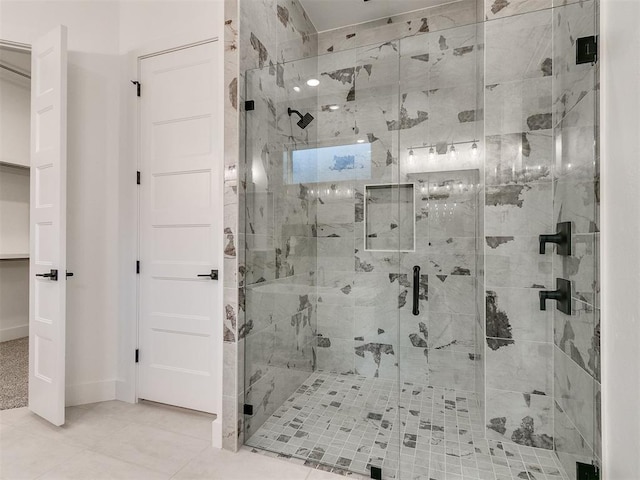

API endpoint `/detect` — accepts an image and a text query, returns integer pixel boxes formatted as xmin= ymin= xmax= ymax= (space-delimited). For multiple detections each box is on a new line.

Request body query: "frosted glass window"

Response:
xmin=288 ymin=143 xmax=371 ymax=184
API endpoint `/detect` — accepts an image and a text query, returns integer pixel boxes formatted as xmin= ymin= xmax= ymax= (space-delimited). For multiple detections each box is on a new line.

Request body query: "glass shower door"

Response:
xmin=397 ymin=24 xmax=483 ymax=480
xmin=242 ymin=39 xmax=406 ymax=479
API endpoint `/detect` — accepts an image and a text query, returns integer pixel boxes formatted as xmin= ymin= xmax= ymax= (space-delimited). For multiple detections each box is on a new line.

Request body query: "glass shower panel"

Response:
xmin=244 ymin=40 xmax=404 ymax=479
xmin=242 ymin=54 xmax=319 ymax=451
xmin=397 ymin=25 xmax=482 ymax=480
xmin=551 ymin=0 xmax=601 ymax=476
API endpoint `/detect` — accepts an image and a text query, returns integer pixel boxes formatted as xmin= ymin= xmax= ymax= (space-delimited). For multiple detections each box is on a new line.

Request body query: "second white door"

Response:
xmin=138 ymin=40 xmax=221 ymax=414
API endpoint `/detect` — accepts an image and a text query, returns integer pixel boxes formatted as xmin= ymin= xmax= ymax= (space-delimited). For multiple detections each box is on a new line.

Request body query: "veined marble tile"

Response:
xmin=275 ymin=0 xmax=318 ymax=64
xmin=240 ymin=0 xmax=277 ymax=71
xmin=485 ymin=77 xmax=552 ymax=136
xmin=554 ymin=301 xmax=599 ymax=382
xmin=553 ymin=90 xmax=598 ymax=185
xmin=553 ymin=178 xmax=598 ymax=235
xmin=485 ymin=388 xmax=553 ymax=449
xmin=316 ymin=303 xmax=355 ymax=340
xmin=485 ymin=0 xmax=551 ymax=21
xmin=554 ymin=233 xmax=598 ymax=305
xmin=428 ymin=349 xmax=476 ymax=390
xmin=554 ymin=347 xmax=596 ymax=454
xmin=485 ymin=182 xmax=553 ymax=236
xmin=354 ymin=338 xmax=398 ymax=380
xmin=486 ymin=287 xmax=552 ymax=343
xmin=400 ymin=24 xmax=479 ymax=91
xmin=552 ymin=0 xmax=597 ymax=125
xmin=428 ymin=274 xmax=475 ymax=315
xmin=554 ymin=401 xmax=595 ymax=480
xmin=485 ymin=9 xmax=553 ymax=85
xmin=316 ymin=337 xmax=357 ymax=374
xmin=485 ymin=236 xmax=552 ymax=289
xmin=244 ymin=366 xmax=313 ymax=437
xmin=486 ymin=340 xmax=553 ymax=395
xmin=485 ymin=130 xmax=554 ymax=185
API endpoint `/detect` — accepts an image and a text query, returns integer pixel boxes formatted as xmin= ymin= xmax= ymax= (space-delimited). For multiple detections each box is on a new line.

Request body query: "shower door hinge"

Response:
xmin=576 ymin=36 xmax=597 ymax=64
xmin=244 ymin=100 xmax=255 ymax=111
xmin=135 ymin=349 xmax=139 ymax=363
xmin=136 ymin=171 xmax=141 ymax=185
xmin=243 ymin=404 xmax=254 ymax=415
xmin=136 ymin=261 xmax=140 ymax=274
xmin=576 ymin=462 xmax=599 ymax=480
xmin=131 ymin=80 xmax=141 ymax=97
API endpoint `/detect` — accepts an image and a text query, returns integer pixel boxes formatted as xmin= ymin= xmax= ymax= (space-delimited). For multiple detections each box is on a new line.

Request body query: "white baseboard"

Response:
xmin=0 ymin=324 xmax=28 ymax=342
xmin=66 ymin=380 xmax=116 ymax=407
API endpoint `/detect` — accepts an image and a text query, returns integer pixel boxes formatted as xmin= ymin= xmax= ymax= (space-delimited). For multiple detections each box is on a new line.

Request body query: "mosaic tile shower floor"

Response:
xmin=247 ymin=372 xmax=569 ymax=480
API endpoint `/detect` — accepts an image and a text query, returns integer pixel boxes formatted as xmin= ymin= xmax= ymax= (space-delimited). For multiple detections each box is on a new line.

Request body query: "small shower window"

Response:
xmin=286 ymin=142 xmax=371 ymax=184
xmin=364 ymin=183 xmax=415 ymax=252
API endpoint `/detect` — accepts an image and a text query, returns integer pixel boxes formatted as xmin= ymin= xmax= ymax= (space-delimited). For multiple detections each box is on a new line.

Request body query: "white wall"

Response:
xmin=0 ymin=69 xmax=30 ymax=167
xmin=601 ymin=0 xmax=640 ymax=477
xmin=0 ymin=0 xmax=121 ymax=405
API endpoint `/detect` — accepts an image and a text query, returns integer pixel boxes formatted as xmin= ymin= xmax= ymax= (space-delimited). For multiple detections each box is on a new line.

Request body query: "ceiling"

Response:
xmin=299 ymin=0 xmax=451 ymax=32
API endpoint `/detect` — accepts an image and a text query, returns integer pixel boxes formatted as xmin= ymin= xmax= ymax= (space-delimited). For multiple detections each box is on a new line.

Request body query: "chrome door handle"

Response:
xmin=197 ymin=269 xmax=219 ymax=280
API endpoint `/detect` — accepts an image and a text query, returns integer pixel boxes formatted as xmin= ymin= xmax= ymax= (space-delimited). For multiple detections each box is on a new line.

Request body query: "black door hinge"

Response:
xmin=131 ymin=80 xmax=141 ymax=97
xmin=135 ymin=349 xmax=139 ymax=363
xmin=577 ymin=462 xmax=599 ymax=480
xmin=136 ymin=261 xmax=140 ymax=274
xmin=243 ymin=404 xmax=254 ymax=415
xmin=244 ymin=100 xmax=255 ymax=111
xmin=576 ymin=36 xmax=597 ymax=64
xmin=136 ymin=171 xmax=141 ymax=185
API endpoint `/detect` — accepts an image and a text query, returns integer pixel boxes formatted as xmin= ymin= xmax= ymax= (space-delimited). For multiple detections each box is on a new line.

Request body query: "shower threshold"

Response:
xmin=246 ymin=372 xmax=569 ymax=480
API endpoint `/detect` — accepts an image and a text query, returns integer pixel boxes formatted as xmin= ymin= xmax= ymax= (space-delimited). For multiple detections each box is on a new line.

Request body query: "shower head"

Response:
xmin=287 ymin=108 xmax=315 ymax=129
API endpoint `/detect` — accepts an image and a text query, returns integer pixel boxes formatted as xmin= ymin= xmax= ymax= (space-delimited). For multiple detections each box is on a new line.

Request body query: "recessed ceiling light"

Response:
xmin=293 ymin=86 xmax=301 ymax=92
xmin=307 ymin=79 xmax=320 ymax=87
xmin=357 ymin=139 xmax=365 ymax=143
xmin=329 ymin=105 xmax=340 ymax=110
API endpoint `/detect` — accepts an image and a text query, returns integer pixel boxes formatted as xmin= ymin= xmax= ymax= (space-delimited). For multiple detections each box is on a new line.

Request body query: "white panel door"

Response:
xmin=138 ymin=41 xmax=221 ymax=414
xmin=28 ymin=25 xmax=68 ymax=426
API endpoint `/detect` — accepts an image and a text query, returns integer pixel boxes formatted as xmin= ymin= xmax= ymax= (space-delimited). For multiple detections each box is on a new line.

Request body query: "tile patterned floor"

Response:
xmin=246 ymin=372 xmax=570 ymax=480
xmin=0 ymin=400 xmax=341 ymax=480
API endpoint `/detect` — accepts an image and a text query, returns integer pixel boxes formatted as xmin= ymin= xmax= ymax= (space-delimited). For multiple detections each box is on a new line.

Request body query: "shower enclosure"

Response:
xmin=240 ymin=1 xmax=600 ymax=478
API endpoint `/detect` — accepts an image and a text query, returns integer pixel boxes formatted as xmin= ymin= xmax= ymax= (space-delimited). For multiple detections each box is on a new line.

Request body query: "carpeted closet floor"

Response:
xmin=0 ymin=337 xmax=28 ymax=410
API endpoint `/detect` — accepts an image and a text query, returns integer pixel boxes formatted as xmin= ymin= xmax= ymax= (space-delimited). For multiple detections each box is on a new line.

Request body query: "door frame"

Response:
xmin=122 ymin=32 xmax=224 ymax=447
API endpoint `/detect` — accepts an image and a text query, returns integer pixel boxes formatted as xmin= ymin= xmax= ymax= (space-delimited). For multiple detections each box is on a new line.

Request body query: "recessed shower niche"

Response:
xmin=364 ymin=184 xmax=414 ymax=252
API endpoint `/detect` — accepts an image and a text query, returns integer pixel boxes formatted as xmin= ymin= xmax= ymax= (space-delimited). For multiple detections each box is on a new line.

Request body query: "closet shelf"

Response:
xmin=0 ymin=254 xmax=29 ymax=260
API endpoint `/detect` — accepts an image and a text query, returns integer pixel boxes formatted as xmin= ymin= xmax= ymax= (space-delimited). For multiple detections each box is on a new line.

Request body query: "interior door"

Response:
xmin=138 ymin=41 xmax=221 ymax=414
xmin=28 ymin=25 xmax=68 ymax=426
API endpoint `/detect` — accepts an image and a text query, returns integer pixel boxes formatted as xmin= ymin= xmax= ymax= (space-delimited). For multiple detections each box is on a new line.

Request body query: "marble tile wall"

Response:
xmin=483 ymin=7 xmax=557 ymax=450
xmin=223 ymin=0 xmax=318 ymax=451
xmin=550 ymin=0 xmax=600 ymax=476
xmin=316 ymin=0 xmax=477 ymax=55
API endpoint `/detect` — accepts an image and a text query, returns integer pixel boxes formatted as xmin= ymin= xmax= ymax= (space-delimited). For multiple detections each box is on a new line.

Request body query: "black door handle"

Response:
xmin=36 ymin=269 xmax=58 ymax=281
xmin=66 ymin=271 xmax=74 ymax=278
xmin=197 ymin=269 xmax=219 ymax=280
xmin=412 ymin=266 xmax=420 ymax=316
